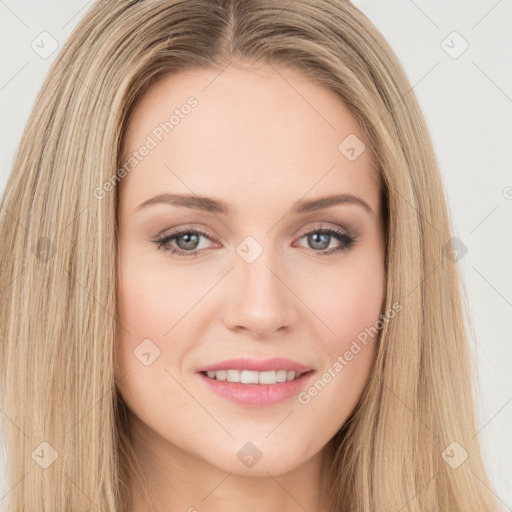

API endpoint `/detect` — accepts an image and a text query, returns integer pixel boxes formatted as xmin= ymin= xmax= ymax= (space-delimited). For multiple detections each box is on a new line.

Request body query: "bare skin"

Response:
xmin=116 ymin=62 xmax=386 ymax=512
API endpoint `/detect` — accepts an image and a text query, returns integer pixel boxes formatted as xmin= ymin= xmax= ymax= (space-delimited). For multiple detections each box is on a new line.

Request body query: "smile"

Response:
xmin=201 ymin=369 xmax=310 ymax=384
xmin=197 ymin=369 xmax=315 ymax=407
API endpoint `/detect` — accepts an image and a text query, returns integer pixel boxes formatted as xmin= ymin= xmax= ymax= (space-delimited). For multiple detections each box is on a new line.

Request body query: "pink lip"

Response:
xmin=196 ymin=357 xmax=313 ymax=373
xmin=196 ymin=357 xmax=315 ymax=407
xmin=197 ymin=371 xmax=315 ymax=407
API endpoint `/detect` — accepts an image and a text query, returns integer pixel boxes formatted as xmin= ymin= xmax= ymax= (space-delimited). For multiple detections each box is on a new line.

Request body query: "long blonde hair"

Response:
xmin=0 ymin=0 xmax=500 ymax=510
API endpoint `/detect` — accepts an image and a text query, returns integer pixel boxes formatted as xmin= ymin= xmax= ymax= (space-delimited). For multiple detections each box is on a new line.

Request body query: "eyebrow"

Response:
xmin=135 ymin=192 xmax=374 ymax=216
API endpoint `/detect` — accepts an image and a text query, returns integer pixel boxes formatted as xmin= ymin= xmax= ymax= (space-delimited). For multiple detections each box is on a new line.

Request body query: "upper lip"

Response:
xmin=196 ymin=357 xmax=314 ymax=374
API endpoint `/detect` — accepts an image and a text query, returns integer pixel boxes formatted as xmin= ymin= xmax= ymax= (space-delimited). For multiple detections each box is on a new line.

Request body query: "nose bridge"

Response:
xmin=223 ymin=235 xmax=298 ymax=336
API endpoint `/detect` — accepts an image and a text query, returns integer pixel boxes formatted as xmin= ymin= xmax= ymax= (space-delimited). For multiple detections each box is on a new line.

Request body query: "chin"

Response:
xmin=200 ymin=437 xmax=315 ymax=477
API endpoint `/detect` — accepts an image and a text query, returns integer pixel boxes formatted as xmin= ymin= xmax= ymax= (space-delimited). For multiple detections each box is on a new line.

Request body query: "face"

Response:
xmin=115 ymin=63 xmax=386 ymax=478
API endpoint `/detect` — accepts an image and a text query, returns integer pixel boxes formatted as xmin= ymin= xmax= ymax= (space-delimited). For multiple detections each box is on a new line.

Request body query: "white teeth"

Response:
xmin=276 ymin=369 xmax=288 ymax=382
xmin=204 ymin=369 xmax=305 ymax=384
xmin=226 ymin=369 xmax=240 ymax=382
xmin=241 ymin=370 xmax=259 ymax=384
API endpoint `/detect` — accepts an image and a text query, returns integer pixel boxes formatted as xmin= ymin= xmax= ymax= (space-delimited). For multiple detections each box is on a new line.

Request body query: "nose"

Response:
xmin=222 ymin=250 xmax=299 ymax=338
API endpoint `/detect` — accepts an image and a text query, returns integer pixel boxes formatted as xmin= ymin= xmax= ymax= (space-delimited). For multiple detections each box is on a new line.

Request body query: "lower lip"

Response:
xmin=197 ymin=371 xmax=315 ymax=407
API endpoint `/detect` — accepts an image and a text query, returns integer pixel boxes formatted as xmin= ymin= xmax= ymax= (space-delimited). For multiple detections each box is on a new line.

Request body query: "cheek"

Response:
xmin=114 ymin=262 xmax=195 ymax=423
xmin=115 ymin=250 xmax=213 ymax=384
xmin=297 ymin=254 xmax=384 ymax=406
xmin=307 ymin=255 xmax=385 ymax=348
xmin=115 ymin=255 xmax=174 ymax=382
xmin=118 ymin=273 xmax=166 ymax=339
xmin=293 ymin=279 xmax=382 ymax=435
xmin=116 ymin=248 xmax=198 ymax=343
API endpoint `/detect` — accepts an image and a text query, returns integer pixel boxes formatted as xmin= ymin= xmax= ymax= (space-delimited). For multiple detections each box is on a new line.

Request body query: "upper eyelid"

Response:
xmin=157 ymin=222 xmax=350 ymax=240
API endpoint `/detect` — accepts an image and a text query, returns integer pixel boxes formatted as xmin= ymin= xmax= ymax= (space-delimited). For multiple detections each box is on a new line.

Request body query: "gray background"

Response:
xmin=1 ymin=0 xmax=511 ymax=508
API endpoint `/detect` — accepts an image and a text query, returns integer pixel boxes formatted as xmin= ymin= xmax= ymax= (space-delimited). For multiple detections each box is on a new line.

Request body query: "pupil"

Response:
xmin=178 ymin=233 xmax=199 ymax=250
xmin=309 ymin=233 xmax=329 ymax=250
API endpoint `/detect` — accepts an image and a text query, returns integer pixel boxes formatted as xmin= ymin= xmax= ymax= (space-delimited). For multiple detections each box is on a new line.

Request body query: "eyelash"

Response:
xmin=152 ymin=224 xmax=358 ymax=259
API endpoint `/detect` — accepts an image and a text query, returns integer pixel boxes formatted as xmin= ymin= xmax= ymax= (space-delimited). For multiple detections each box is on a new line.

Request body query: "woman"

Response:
xmin=0 ymin=0 xmax=501 ymax=510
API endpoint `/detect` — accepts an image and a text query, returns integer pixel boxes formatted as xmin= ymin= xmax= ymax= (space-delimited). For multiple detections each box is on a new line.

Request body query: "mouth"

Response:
xmin=196 ymin=368 xmax=316 ymax=407
xmin=199 ymin=369 xmax=314 ymax=384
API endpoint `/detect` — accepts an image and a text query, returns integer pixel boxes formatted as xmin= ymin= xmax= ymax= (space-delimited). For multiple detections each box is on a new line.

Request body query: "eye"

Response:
xmin=152 ymin=224 xmax=358 ymax=258
xmin=152 ymin=227 xmax=217 ymax=258
xmin=294 ymin=224 xmax=357 ymax=256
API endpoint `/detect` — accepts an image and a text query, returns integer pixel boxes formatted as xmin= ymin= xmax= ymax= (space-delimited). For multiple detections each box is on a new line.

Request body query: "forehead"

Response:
xmin=119 ymin=64 xmax=379 ymax=216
